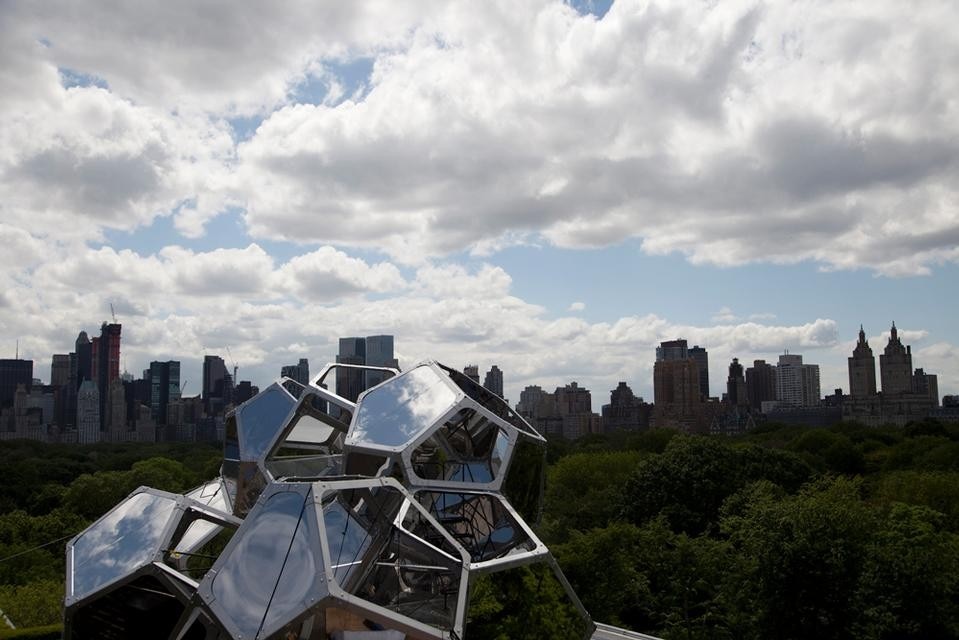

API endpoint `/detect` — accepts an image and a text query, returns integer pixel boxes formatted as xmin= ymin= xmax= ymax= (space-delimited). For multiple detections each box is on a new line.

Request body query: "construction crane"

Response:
xmin=179 ymin=380 xmax=188 ymax=396
xmin=226 ymin=347 xmax=238 ymax=383
xmin=110 ymin=302 xmax=117 ymax=323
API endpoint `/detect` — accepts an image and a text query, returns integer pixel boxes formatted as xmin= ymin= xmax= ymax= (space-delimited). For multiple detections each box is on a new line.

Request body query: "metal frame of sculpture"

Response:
xmin=64 ymin=360 xmax=595 ymax=639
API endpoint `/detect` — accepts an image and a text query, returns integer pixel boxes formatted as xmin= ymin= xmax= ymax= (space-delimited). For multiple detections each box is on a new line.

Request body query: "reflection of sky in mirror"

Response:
xmin=238 ymin=385 xmax=296 ymax=460
xmin=211 ymin=491 xmax=306 ymax=638
xmin=323 ymin=501 xmax=372 ymax=585
xmin=261 ymin=499 xmax=321 ymax=633
xmin=350 ymin=366 xmax=457 ymax=448
xmin=72 ymin=492 xmax=177 ymax=599
xmin=177 ymin=479 xmax=228 ymax=555
xmin=286 ymin=414 xmax=334 ymax=444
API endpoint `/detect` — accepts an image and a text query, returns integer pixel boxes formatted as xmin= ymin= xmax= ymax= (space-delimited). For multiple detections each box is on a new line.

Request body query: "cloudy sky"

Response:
xmin=2 ymin=0 xmax=957 ymax=406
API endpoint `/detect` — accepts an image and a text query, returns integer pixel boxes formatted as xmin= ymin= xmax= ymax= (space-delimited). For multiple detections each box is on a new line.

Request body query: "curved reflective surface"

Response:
xmin=210 ymin=490 xmax=307 ymax=638
xmin=71 ymin=492 xmax=177 ymax=599
xmin=349 ymin=365 xmax=457 ymax=449
xmin=237 ymin=385 xmax=296 ymax=460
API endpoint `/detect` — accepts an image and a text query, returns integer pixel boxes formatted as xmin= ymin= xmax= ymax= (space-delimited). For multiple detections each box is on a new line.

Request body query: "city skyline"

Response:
xmin=1 ymin=1 xmax=957 ymax=409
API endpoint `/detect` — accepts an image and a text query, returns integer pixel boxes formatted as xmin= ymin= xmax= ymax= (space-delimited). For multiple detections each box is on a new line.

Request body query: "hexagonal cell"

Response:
xmin=466 ymin=559 xmax=594 ymax=640
xmin=347 ymin=364 xmax=459 ymax=451
xmin=199 ymin=484 xmax=324 ymax=640
xmin=317 ymin=480 xmax=468 ymax=636
xmin=235 ymin=382 xmax=298 ymax=462
xmin=262 ymin=387 xmax=352 ymax=481
xmin=68 ymin=489 xmax=179 ymax=602
xmin=439 ymin=363 xmax=545 ymax=440
xmin=406 ymin=407 xmax=511 ymax=487
xmin=408 ymin=491 xmax=540 ymax=565
xmin=64 ymin=488 xmax=239 ymax=640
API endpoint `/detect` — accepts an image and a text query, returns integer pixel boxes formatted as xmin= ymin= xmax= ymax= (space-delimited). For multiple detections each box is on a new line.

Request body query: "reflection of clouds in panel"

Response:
xmin=323 ymin=501 xmax=372 ymax=585
xmin=238 ymin=386 xmax=297 ymax=460
xmin=211 ymin=491 xmax=305 ymax=639
xmin=350 ymin=365 xmax=457 ymax=448
xmin=71 ymin=492 xmax=177 ymax=598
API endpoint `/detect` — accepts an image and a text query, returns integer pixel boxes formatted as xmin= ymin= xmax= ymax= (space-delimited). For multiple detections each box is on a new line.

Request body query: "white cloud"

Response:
xmin=568 ymin=301 xmax=586 ymax=312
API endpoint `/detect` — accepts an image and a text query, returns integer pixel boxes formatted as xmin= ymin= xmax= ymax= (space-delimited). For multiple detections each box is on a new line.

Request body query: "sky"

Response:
xmin=1 ymin=0 xmax=957 ymax=407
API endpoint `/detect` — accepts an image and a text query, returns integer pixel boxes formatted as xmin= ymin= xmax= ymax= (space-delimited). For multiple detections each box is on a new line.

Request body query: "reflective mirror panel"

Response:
xmin=286 ymin=414 xmax=335 ymax=445
xmin=466 ymin=562 xmax=592 ymax=640
xmin=411 ymin=408 xmax=509 ymax=485
xmin=237 ymin=385 xmax=296 ymax=461
xmin=71 ymin=491 xmax=177 ymax=599
xmin=439 ymin=364 xmax=543 ymax=439
xmin=178 ymin=480 xmax=232 ymax=555
xmin=210 ymin=490 xmax=308 ymax=639
xmin=355 ymin=529 xmax=461 ymax=631
xmin=349 ymin=365 xmax=457 ymax=449
xmin=321 ymin=486 xmax=405 ymax=589
xmin=265 ymin=453 xmax=342 ymax=480
xmin=234 ymin=461 xmax=267 ymax=517
xmin=413 ymin=492 xmax=535 ymax=563
xmin=260 ymin=494 xmax=323 ymax=635
xmin=282 ymin=378 xmax=306 ymax=399
xmin=171 ymin=525 xmax=236 ymax=581
xmin=502 ymin=437 xmax=547 ymax=525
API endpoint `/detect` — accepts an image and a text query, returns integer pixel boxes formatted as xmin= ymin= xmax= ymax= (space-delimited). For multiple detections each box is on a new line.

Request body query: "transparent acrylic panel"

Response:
xmin=176 ymin=479 xmax=231 ymax=556
xmin=411 ymin=408 xmax=509 ymax=485
xmin=413 ymin=492 xmax=535 ymax=563
xmin=355 ymin=528 xmax=461 ymax=631
xmin=210 ymin=490 xmax=307 ymax=640
xmin=349 ymin=365 xmax=457 ymax=449
xmin=440 ymin=364 xmax=543 ymax=439
xmin=321 ymin=486 xmax=405 ymax=589
xmin=286 ymin=414 xmax=335 ymax=445
xmin=502 ymin=437 xmax=547 ymax=525
xmin=171 ymin=525 xmax=236 ymax=581
xmin=237 ymin=385 xmax=296 ymax=461
xmin=265 ymin=453 xmax=342 ymax=480
xmin=466 ymin=562 xmax=592 ymax=640
xmin=260 ymin=494 xmax=323 ymax=635
xmin=282 ymin=378 xmax=306 ymax=399
xmin=71 ymin=491 xmax=177 ymax=599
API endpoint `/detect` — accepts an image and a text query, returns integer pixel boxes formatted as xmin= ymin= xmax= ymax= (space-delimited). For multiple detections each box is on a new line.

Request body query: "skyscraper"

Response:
xmin=656 ymin=339 xmax=688 ymax=362
xmin=745 ymin=360 xmax=777 ymax=410
xmin=463 ymin=364 xmax=480 ymax=385
xmin=95 ymin=322 xmax=121 ymax=433
xmin=483 ymin=365 xmax=504 ymax=398
xmin=150 ymin=361 xmax=181 ymax=426
xmin=848 ymin=325 xmax=877 ymax=397
xmin=335 ymin=336 xmax=398 ymax=402
xmin=688 ymin=346 xmax=709 ymax=399
xmin=77 ymin=380 xmax=99 ymax=444
xmin=203 ymin=355 xmax=231 ymax=415
xmin=726 ymin=358 xmax=747 ymax=406
xmin=281 ymin=358 xmax=310 ymax=386
xmin=0 ymin=359 xmax=33 ymax=410
xmin=880 ymin=322 xmax=912 ymax=395
xmin=776 ymin=353 xmax=820 ymax=407
xmin=75 ymin=331 xmax=92 ymax=387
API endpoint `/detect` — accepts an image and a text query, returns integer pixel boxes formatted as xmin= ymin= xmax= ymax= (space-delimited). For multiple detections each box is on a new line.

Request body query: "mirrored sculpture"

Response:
xmin=64 ymin=359 xmax=595 ymax=639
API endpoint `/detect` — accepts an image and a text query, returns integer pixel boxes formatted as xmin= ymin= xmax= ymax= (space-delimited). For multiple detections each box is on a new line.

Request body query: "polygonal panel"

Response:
xmin=68 ymin=490 xmax=178 ymax=601
xmin=502 ymin=435 xmax=548 ymax=525
xmin=262 ymin=388 xmax=351 ymax=481
xmin=317 ymin=481 xmax=467 ymax=634
xmin=407 ymin=407 xmax=511 ymax=486
xmin=201 ymin=484 xmax=327 ymax=640
xmin=439 ymin=363 xmax=545 ymax=440
xmin=411 ymin=491 xmax=537 ymax=564
xmin=236 ymin=382 xmax=297 ymax=462
xmin=175 ymin=478 xmax=232 ymax=558
xmin=69 ymin=574 xmax=188 ymax=640
xmin=347 ymin=364 xmax=458 ymax=451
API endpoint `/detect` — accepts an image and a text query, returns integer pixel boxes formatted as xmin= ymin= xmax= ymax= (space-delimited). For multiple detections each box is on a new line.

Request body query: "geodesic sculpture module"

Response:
xmin=64 ymin=360 xmax=594 ymax=640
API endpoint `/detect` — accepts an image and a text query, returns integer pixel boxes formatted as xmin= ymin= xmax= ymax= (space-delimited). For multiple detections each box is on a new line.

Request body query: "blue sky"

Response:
xmin=2 ymin=0 xmax=957 ymax=406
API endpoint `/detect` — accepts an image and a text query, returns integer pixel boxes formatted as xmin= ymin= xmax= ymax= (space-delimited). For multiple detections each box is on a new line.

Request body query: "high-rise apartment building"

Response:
xmin=281 ymin=358 xmax=310 ymax=386
xmin=776 ymin=353 xmax=820 ymax=407
xmin=745 ymin=359 xmax=777 ymax=410
xmin=75 ymin=331 xmax=92 ymax=387
xmin=93 ymin=323 xmax=121 ymax=433
xmin=335 ymin=336 xmax=398 ymax=402
xmin=150 ymin=361 xmax=181 ymax=426
xmin=202 ymin=355 xmax=232 ymax=415
xmin=880 ymin=323 xmax=913 ymax=395
xmin=688 ymin=346 xmax=710 ymax=400
xmin=912 ymin=368 xmax=939 ymax=407
xmin=656 ymin=339 xmax=688 ymax=362
xmin=0 ymin=359 xmax=33 ymax=410
xmin=483 ymin=365 xmax=504 ymax=398
xmin=848 ymin=325 xmax=877 ymax=397
xmin=77 ymin=380 xmax=100 ymax=444
xmin=726 ymin=358 xmax=747 ymax=406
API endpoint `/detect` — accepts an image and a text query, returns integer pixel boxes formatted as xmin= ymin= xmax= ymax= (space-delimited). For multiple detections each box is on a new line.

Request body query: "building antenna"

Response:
xmin=227 ymin=347 xmax=238 ymax=382
xmin=110 ymin=303 xmax=117 ymax=324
